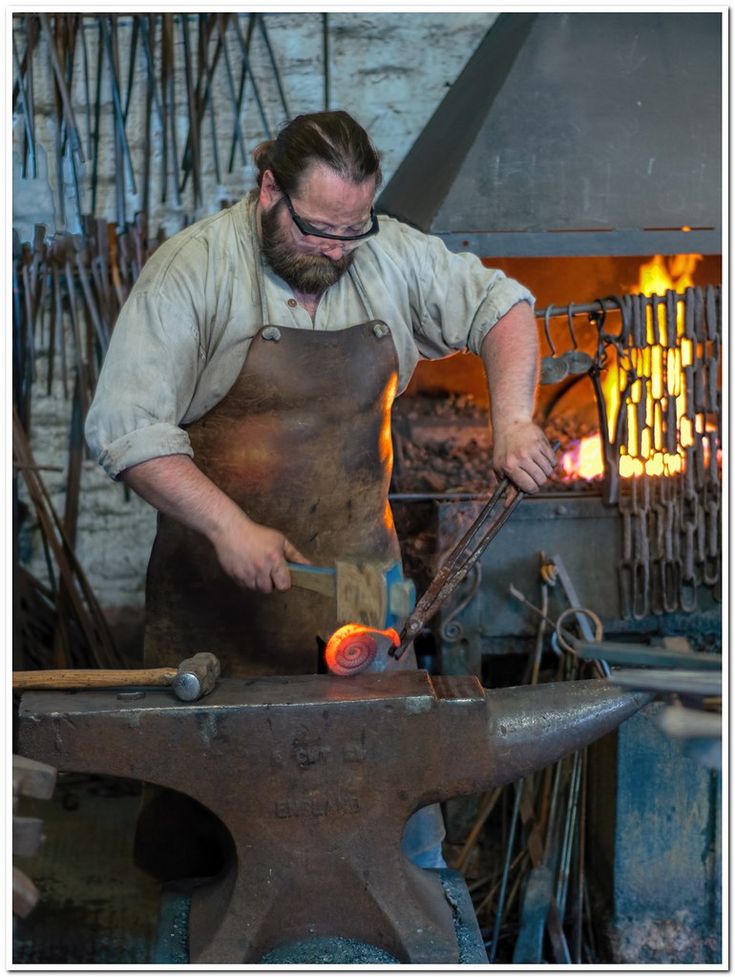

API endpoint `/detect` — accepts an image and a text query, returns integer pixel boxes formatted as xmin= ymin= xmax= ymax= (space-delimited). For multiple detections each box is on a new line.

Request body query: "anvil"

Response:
xmin=17 ymin=671 xmax=649 ymax=964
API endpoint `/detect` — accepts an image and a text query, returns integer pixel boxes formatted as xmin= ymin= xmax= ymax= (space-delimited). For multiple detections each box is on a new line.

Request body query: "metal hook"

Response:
xmin=543 ymin=304 xmax=557 ymax=356
xmin=540 ymin=305 xmax=569 ymax=383
xmin=561 ymin=302 xmax=593 ymax=375
xmin=566 ymin=303 xmax=578 ymax=349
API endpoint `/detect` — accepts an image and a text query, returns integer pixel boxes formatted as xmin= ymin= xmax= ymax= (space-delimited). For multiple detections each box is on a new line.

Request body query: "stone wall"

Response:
xmin=13 ymin=12 xmax=497 ymax=612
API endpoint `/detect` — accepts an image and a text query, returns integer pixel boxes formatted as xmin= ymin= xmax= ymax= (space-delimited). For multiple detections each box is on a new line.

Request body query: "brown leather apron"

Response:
xmin=143 ymin=319 xmax=402 ymax=676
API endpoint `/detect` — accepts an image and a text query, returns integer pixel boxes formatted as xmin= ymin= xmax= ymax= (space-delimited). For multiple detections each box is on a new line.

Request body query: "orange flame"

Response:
xmin=560 ymin=254 xmax=704 ymax=480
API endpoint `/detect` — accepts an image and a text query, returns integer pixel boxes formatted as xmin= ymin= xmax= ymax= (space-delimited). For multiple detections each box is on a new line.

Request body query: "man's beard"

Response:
xmin=260 ymin=201 xmax=354 ymax=294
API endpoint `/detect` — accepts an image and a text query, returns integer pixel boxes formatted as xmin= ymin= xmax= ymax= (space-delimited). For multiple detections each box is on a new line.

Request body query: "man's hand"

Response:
xmin=492 ymin=419 xmax=556 ymax=493
xmin=210 ymin=513 xmax=310 ymax=593
xmin=121 ymin=454 xmax=310 ymax=594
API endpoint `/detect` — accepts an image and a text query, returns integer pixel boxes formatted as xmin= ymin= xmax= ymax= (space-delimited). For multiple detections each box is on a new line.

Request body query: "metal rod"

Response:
xmin=555 ymin=749 xmax=582 ymax=915
xmin=221 ymin=16 xmax=247 ymax=172
xmin=387 ymin=490 xmax=602 ymax=503
xmin=508 ymin=584 xmax=563 ymax=642
xmin=12 ymin=32 xmax=36 ymax=178
xmin=231 ymin=13 xmax=271 ymax=139
xmin=572 ymin=749 xmax=588 ymax=963
xmin=454 ymin=786 xmax=503 ymax=872
xmin=536 ymin=291 xmax=693 ymax=322
xmin=530 ymin=583 xmax=548 ymax=685
xmin=100 ymin=15 xmax=137 ymax=197
xmin=78 ymin=14 xmax=93 ymax=160
xmin=322 ymin=12 xmax=329 ymax=110
xmin=38 ymin=13 xmax=85 ymax=162
xmin=257 ymin=13 xmax=289 ymax=118
xmin=487 ymin=780 xmax=523 ymax=963
xmin=122 ymin=12 xmax=139 ymax=124
xmin=138 ymin=15 xmax=165 ymax=127
xmin=90 ymin=18 xmax=103 ymax=214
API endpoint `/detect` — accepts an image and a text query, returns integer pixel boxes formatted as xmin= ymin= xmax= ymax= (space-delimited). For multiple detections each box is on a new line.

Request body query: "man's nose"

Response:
xmin=319 ymin=240 xmax=347 ymax=259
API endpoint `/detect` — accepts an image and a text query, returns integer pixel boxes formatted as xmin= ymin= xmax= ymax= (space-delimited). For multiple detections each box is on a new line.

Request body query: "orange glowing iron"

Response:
xmin=324 ymin=624 xmax=400 ymax=677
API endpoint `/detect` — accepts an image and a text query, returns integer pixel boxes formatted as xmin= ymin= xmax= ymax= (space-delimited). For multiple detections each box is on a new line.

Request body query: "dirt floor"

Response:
xmin=13 ymin=773 xmax=161 ymax=965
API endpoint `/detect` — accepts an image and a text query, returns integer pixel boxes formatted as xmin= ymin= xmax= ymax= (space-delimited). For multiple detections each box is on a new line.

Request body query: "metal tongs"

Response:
xmin=392 ymin=476 xmax=525 ymax=660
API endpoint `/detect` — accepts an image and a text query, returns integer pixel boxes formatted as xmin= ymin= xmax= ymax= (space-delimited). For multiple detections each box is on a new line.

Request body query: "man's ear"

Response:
xmin=259 ymin=169 xmax=281 ymax=209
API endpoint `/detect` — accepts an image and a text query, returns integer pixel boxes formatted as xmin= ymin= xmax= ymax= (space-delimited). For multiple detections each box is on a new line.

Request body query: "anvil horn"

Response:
xmin=425 ymin=676 xmax=652 ymax=806
xmin=479 ymin=679 xmax=653 ymax=787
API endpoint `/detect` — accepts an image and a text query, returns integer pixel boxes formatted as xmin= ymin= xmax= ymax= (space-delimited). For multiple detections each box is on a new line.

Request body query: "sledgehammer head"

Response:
xmin=170 ymin=653 xmax=221 ymax=701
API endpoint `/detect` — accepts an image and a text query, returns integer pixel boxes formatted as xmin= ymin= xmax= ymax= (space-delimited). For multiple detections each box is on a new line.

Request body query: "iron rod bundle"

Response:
xmin=12 ymin=13 xmax=302 ymax=229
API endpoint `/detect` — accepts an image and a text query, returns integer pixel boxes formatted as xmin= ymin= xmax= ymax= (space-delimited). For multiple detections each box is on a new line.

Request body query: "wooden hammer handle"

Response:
xmin=287 ymin=563 xmax=336 ymax=598
xmin=13 ymin=668 xmax=178 ymax=691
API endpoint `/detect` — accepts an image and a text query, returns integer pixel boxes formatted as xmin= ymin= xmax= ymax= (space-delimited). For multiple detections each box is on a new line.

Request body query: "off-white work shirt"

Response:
xmin=85 ymin=191 xmax=534 ymax=479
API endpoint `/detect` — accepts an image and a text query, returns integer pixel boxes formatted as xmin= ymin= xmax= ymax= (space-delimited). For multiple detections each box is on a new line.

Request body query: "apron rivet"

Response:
xmin=262 ymin=326 xmax=282 ymax=342
xmin=372 ymin=322 xmax=389 ymax=339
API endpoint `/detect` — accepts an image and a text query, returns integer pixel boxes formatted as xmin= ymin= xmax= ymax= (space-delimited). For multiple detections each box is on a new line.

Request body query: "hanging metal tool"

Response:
xmin=561 ymin=303 xmax=593 ymax=375
xmin=12 ymin=31 xmax=36 ymax=178
xmin=540 ymin=306 xmax=569 ymax=384
xmin=38 ymin=13 xmax=85 ymax=163
xmin=230 ymin=13 xmax=272 ymax=140
xmin=257 ymin=13 xmax=290 ymax=119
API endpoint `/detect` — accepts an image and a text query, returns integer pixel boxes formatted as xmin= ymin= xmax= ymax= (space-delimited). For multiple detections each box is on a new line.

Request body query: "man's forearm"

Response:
xmin=479 ymin=302 xmax=555 ymax=492
xmin=121 ymin=454 xmax=246 ymax=547
xmin=480 ymin=301 xmax=539 ymax=431
xmin=121 ymin=455 xmax=308 ymax=591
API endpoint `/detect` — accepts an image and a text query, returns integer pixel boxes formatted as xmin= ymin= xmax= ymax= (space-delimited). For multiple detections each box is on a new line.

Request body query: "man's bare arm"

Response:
xmin=121 ymin=455 xmax=308 ymax=592
xmin=480 ymin=302 xmax=556 ymax=492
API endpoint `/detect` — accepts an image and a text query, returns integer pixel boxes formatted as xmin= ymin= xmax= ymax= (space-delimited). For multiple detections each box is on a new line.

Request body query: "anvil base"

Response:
xmin=152 ymin=869 xmax=486 ymax=965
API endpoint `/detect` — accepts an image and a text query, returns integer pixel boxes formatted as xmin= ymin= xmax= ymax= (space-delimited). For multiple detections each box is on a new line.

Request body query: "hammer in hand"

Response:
xmin=13 ymin=652 xmax=221 ymax=702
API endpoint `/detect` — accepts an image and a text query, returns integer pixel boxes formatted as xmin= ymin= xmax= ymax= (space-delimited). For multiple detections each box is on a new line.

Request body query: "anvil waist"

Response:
xmin=143 ymin=320 xmax=402 ymax=676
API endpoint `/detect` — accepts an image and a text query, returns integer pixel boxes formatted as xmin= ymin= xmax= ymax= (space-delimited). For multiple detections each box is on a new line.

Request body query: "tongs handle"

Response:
xmin=394 ymin=477 xmax=524 ymax=658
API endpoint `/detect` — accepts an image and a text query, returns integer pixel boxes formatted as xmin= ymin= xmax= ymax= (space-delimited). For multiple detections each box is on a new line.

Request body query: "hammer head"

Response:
xmin=335 ymin=560 xmax=415 ymax=631
xmin=171 ymin=653 xmax=221 ymax=701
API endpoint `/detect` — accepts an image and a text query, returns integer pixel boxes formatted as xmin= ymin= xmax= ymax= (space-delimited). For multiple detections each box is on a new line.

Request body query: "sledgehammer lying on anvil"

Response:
xmin=17 ymin=671 xmax=650 ymax=964
xmin=13 ymin=652 xmax=221 ymax=702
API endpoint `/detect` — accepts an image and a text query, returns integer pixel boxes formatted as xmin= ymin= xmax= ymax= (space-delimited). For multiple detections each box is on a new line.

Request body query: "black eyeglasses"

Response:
xmin=280 ymin=189 xmax=380 ymax=243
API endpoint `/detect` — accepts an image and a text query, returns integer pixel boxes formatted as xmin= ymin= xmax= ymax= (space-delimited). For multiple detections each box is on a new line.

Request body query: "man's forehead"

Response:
xmin=297 ymin=163 xmax=376 ymax=203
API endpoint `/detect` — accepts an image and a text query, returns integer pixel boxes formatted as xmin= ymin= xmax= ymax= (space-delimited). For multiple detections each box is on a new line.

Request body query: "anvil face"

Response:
xmin=18 ymin=672 xmax=649 ymax=964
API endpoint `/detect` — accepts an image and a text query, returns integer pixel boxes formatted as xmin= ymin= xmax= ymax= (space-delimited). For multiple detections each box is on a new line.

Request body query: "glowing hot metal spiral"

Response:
xmin=324 ymin=624 xmax=400 ymax=677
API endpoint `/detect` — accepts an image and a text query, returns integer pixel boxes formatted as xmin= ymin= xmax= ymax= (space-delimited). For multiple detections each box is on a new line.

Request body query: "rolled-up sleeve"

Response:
xmin=411 ymin=235 xmax=535 ymax=357
xmin=85 ymin=279 xmax=202 ymax=480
